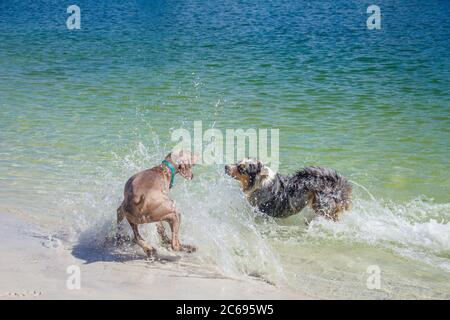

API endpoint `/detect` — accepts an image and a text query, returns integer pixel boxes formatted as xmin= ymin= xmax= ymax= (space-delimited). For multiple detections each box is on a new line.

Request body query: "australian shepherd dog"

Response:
xmin=225 ymin=158 xmax=352 ymax=221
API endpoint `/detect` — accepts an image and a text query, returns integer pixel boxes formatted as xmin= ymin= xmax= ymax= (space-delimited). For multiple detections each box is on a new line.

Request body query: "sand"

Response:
xmin=0 ymin=212 xmax=310 ymax=300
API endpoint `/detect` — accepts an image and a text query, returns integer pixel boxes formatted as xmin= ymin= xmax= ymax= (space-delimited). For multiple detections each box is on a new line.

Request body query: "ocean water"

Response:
xmin=0 ymin=0 xmax=449 ymax=299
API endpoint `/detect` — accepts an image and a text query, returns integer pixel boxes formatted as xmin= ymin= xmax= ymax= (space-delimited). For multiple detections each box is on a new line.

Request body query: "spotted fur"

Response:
xmin=225 ymin=159 xmax=352 ymax=221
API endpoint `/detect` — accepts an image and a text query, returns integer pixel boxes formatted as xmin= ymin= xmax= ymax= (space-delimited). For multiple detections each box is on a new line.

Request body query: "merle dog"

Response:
xmin=225 ymin=158 xmax=352 ymax=221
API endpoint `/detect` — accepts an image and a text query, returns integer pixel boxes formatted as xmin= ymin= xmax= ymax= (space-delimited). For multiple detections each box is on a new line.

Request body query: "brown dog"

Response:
xmin=117 ymin=150 xmax=198 ymax=257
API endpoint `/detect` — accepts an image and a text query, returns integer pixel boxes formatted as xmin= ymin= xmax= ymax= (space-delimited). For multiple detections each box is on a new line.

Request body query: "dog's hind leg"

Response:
xmin=152 ymin=200 xmax=196 ymax=253
xmin=129 ymin=220 xmax=156 ymax=257
xmin=311 ymin=193 xmax=340 ymax=221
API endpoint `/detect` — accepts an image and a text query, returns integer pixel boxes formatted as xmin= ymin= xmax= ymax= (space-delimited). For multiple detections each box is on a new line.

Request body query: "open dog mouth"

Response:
xmin=224 ymin=165 xmax=236 ymax=178
xmin=180 ymin=172 xmax=194 ymax=180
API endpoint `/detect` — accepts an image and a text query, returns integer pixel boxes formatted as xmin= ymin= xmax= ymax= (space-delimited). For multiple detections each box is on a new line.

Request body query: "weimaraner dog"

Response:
xmin=117 ymin=150 xmax=198 ymax=257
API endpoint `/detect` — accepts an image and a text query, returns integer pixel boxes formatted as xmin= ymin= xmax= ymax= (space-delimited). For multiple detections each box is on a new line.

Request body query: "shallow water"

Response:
xmin=0 ymin=1 xmax=449 ymax=298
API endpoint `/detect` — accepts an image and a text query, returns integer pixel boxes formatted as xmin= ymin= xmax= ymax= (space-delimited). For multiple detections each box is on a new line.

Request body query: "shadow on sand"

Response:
xmin=71 ymin=236 xmax=181 ymax=265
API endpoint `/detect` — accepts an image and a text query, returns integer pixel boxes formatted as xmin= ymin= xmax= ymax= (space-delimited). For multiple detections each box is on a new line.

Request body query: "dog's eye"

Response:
xmin=237 ymin=165 xmax=244 ymax=174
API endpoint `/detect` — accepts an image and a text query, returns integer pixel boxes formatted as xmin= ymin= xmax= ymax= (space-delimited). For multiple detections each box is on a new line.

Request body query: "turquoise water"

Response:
xmin=1 ymin=1 xmax=449 ymax=298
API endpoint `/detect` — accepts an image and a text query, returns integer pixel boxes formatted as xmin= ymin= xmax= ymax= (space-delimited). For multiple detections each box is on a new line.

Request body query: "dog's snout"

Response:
xmin=225 ymin=165 xmax=230 ymax=175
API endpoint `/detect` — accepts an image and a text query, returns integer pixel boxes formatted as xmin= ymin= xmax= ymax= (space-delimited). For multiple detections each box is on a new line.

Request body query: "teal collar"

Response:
xmin=161 ymin=160 xmax=175 ymax=189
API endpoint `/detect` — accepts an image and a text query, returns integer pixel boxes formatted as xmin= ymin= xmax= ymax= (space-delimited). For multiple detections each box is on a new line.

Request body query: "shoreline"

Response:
xmin=0 ymin=211 xmax=311 ymax=300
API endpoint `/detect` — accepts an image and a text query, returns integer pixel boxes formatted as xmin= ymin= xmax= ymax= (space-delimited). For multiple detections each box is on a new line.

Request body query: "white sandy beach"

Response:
xmin=0 ymin=212 xmax=310 ymax=300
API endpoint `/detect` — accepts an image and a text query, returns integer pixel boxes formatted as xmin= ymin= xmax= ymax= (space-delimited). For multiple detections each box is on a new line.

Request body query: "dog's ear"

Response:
xmin=246 ymin=160 xmax=264 ymax=176
xmin=192 ymin=152 xmax=199 ymax=165
xmin=257 ymin=161 xmax=262 ymax=171
xmin=172 ymin=149 xmax=190 ymax=165
xmin=258 ymin=161 xmax=270 ymax=177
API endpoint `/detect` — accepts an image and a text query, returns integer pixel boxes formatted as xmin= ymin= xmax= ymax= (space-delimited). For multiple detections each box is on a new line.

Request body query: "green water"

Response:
xmin=0 ymin=1 xmax=449 ymax=299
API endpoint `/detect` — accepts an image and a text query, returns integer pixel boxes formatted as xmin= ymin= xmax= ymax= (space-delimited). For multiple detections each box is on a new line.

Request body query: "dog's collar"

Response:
xmin=161 ymin=160 xmax=175 ymax=189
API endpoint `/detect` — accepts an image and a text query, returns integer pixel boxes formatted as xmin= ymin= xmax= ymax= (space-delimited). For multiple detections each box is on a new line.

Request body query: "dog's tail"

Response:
xmin=117 ymin=203 xmax=125 ymax=225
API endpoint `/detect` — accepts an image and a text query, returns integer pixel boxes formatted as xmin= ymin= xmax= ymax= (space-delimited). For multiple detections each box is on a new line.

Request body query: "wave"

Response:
xmin=270 ymin=196 xmax=450 ymax=273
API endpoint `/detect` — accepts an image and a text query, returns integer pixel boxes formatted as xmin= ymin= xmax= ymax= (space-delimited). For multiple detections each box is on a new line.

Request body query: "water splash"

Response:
xmin=52 ymin=134 xmax=448 ymax=295
xmin=56 ymin=141 xmax=284 ymax=284
xmin=282 ymin=197 xmax=450 ymax=272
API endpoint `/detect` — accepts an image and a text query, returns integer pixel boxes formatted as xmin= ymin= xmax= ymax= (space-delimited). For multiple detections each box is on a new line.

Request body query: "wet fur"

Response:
xmin=226 ymin=160 xmax=352 ymax=221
